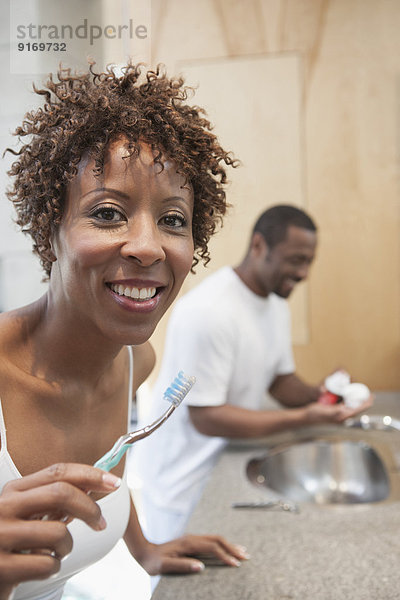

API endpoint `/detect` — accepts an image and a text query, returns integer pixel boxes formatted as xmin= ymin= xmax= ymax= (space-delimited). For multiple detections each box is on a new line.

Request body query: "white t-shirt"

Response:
xmin=133 ymin=267 xmax=294 ymax=525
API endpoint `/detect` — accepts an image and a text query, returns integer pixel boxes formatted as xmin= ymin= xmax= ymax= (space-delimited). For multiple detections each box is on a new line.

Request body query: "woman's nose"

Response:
xmin=120 ymin=216 xmax=166 ymax=266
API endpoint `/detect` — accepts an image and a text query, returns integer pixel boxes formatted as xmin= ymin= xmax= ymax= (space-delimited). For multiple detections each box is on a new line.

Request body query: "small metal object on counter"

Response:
xmin=232 ymin=500 xmax=299 ymax=513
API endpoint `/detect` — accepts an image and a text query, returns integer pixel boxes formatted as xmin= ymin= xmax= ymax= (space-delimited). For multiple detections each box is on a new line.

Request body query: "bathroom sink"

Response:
xmin=247 ymin=438 xmax=392 ymax=504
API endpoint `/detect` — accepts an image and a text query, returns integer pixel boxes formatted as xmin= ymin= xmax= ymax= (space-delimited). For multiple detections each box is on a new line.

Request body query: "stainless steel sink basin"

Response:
xmin=247 ymin=439 xmax=391 ymax=504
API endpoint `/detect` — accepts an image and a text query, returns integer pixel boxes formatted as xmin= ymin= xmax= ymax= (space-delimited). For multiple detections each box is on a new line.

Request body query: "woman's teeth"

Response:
xmin=110 ymin=284 xmax=157 ymax=300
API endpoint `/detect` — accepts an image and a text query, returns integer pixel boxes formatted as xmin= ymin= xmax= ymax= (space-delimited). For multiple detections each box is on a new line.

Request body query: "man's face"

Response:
xmin=253 ymin=225 xmax=317 ymax=298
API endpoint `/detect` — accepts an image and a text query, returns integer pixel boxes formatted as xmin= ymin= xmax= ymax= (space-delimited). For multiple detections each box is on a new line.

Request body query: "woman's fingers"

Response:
xmin=3 ymin=463 xmax=120 ymax=494
xmin=1 ymin=518 xmax=73 ymax=557
xmin=0 ymin=550 xmax=62 ymax=584
xmin=0 ymin=463 xmax=121 ymax=531
xmin=199 ymin=535 xmax=249 ymax=562
xmin=156 ymin=534 xmax=250 ymax=574
xmin=1 ymin=483 xmax=105 ymax=531
xmin=179 ymin=534 xmax=249 ymax=566
xmin=0 ymin=521 xmax=70 ymax=586
xmin=157 ymin=555 xmax=206 ymax=574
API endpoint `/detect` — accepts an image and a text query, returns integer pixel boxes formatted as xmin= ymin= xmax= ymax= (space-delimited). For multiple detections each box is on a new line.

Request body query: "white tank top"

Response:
xmin=0 ymin=347 xmax=134 ymax=600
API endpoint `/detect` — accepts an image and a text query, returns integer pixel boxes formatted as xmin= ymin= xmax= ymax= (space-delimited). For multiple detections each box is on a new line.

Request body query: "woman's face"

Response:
xmin=51 ymin=138 xmax=194 ymax=345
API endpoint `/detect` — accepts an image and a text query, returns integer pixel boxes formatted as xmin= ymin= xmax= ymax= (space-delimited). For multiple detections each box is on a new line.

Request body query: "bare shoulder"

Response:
xmin=0 ymin=301 xmax=47 ymax=391
xmin=0 ymin=298 xmax=46 ymax=365
xmin=0 ymin=309 xmax=18 ymax=334
xmin=0 ymin=309 xmax=25 ymax=366
xmin=131 ymin=342 xmax=156 ymax=390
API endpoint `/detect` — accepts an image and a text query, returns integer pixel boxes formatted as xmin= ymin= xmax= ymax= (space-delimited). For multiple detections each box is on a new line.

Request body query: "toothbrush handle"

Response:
xmin=94 ymin=441 xmax=130 ymax=472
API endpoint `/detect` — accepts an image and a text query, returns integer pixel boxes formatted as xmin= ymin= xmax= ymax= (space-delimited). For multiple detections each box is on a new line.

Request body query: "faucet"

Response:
xmin=345 ymin=414 xmax=400 ymax=432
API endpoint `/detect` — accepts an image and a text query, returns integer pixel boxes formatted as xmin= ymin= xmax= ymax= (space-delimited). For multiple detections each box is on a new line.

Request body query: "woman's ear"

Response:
xmin=46 ymin=237 xmax=57 ymax=263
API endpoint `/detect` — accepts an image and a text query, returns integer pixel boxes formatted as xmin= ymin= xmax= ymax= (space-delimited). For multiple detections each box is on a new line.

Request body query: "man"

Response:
xmin=132 ymin=205 xmax=371 ymax=543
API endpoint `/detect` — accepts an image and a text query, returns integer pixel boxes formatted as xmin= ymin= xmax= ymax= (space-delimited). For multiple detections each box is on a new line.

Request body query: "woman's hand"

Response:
xmin=0 ymin=463 xmax=121 ymax=599
xmin=137 ymin=534 xmax=250 ymax=575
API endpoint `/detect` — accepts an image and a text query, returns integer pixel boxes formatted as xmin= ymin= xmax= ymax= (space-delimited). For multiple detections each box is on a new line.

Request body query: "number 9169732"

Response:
xmin=17 ymin=42 xmax=67 ymax=51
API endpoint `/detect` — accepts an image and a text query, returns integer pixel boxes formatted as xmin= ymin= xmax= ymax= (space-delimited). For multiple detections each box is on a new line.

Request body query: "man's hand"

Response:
xmin=304 ymin=395 xmax=373 ymax=424
xmin=136 ymin=534 xmax=250 ymax=575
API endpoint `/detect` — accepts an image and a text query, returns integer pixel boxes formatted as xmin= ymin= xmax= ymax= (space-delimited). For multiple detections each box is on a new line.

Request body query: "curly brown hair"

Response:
xmin=6 ymin=62 xmax=237 ymax=277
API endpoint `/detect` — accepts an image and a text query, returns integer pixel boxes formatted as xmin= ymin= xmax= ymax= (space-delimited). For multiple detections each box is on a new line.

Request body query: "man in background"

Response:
xmin=132 ymin=205 xmax=371 ymax=543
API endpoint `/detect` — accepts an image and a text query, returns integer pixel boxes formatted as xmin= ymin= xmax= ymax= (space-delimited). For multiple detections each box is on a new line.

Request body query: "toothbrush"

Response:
xmin=41 ymin=373 xmax=195 ymax=522
xmin=94 ymin=371 xmax=196 ymax=472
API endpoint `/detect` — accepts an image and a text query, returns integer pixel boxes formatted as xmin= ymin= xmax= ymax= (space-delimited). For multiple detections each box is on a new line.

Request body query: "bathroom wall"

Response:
xmin=1 ymin=0 xmax=399 ymax=389
xmin=145 ymin=0 xmax=400 ymax=390
xmin=0 ymin=2 xmax=45 ymax=310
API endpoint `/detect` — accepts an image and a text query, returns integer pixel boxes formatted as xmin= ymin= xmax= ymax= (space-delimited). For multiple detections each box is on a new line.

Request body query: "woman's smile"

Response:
xmin=109 ymin=283 xmax=158 ymax=301
xmin=106 ymin=278 xmax=167 ymax=313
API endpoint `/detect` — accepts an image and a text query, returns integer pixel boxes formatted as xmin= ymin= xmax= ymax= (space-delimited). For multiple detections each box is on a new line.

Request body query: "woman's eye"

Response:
xmin=91 ymin=207 xmax=124 ymax=222
xmin=162 ymin=213 xmax=187 ymax=228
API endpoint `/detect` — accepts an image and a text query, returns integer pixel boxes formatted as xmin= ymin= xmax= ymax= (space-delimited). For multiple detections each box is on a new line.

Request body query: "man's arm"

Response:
xmin=269 ymin=372 xmax=322 ymax=407
xmin=189 ymin=403 xmax=310 ymax=437
xmin=189 ymin=398 xmax=372 ymax=439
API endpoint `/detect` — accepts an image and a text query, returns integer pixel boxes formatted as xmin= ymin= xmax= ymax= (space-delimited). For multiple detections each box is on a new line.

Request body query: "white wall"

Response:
xmin=0 ymin=1 xmax=47 ymax=310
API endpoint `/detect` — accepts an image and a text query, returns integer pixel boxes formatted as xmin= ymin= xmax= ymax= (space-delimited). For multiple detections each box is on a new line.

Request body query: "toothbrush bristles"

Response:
xmin=163 ymin=371 xmax=196 ymax=406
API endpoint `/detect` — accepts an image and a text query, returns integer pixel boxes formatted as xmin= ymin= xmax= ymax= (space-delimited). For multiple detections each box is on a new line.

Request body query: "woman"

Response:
xmin=0 ymin=63 xmax=247 ymax=600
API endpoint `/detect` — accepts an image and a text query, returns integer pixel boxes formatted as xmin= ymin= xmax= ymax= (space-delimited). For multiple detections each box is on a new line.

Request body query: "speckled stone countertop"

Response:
xmin=152 ymin=394 xmax=400 ymax=599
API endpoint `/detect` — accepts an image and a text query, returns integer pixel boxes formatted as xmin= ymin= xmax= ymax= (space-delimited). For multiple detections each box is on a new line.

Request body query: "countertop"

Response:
xmin=152 ymin=393 xmax=400 ymax=599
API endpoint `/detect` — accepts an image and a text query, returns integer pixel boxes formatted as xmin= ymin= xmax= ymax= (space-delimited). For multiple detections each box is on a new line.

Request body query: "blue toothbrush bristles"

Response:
xmin=163 ymin=371 xmax=196 ymax=406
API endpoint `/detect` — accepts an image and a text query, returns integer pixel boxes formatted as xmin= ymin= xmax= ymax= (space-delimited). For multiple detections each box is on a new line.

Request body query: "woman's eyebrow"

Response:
xmin=80 ymin=190 xmax=193 ymax=209
xmin=161 ymin=195 xmax=192 ymax=205
xmin=80 ymin=187 xmax=130 ymax=200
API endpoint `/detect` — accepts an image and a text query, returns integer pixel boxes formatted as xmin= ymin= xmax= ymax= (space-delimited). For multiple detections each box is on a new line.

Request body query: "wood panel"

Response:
xmin=121 ymin=0 xmax=400 ymax=389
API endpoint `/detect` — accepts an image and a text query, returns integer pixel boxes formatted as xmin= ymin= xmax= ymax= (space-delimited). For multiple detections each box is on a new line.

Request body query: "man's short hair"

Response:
xmin=253 ymin=204 xmax=317 ymax=249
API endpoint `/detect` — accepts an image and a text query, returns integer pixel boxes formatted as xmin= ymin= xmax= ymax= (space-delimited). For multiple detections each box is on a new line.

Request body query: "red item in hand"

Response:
xmin=318 ymin=391 xmax=340 ymax=405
